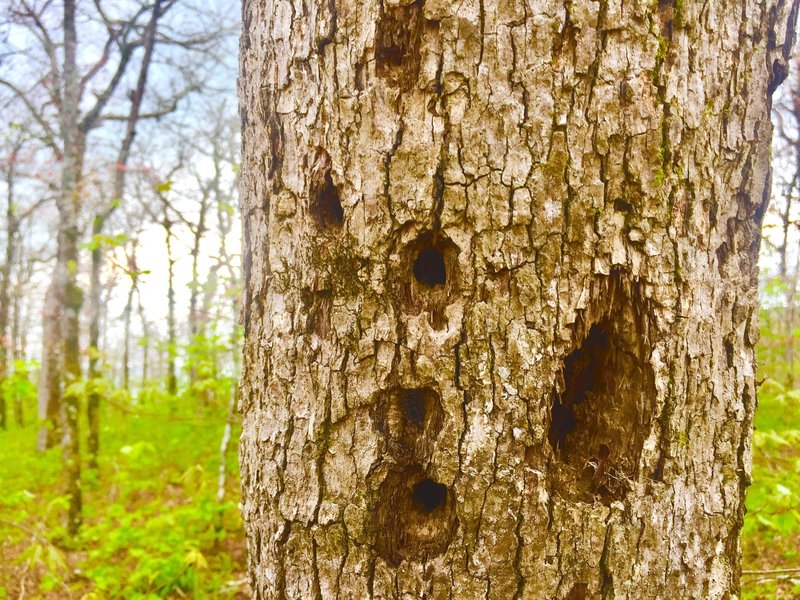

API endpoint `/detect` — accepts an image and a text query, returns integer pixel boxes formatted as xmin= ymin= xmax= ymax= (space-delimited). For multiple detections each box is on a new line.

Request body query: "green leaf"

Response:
xmin=757 ymin=514 xmax=778 ymax=530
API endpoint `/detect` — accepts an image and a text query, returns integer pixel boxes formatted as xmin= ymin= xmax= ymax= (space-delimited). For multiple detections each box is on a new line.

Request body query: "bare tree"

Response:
xmin=86 ymin=0 xmax=163 ymax=469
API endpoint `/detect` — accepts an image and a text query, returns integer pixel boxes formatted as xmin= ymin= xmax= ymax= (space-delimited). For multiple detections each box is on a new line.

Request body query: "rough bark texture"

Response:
xmin=239 ymin=0 xmax=798 ymax=597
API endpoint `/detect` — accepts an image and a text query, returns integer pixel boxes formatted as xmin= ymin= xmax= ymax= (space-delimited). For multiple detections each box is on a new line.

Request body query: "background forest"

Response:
xmin=0 ymin=2 xmax=797 ymax=599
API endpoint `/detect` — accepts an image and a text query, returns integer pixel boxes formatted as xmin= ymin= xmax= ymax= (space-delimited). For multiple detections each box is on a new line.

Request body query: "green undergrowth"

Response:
xmin=742 ymin=379 xmax=800 ymax=599
xmin=0 ymin=399 xmax=245 ymax=599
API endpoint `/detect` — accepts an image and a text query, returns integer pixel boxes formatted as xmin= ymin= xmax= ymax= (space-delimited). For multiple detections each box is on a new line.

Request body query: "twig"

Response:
xmin=743 ymin=567 xmax=800 ymax=575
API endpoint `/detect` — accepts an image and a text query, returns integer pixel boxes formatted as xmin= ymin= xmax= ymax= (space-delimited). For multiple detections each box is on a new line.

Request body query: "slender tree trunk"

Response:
xmin=188 ymin=195 xmax=210 ymax=389
xmin=783 ymin=76 xmax=800 ymax=387
xmin=122 ymin=273 xmax=136 ymax=392
xmin=216 ymin=183 xmax=240 ymax=502
xmin=138 ymin=294 xmax=149 ymax=390
xmin=163 ymin=212 xmax=178 ymax=397
xmin=778 ymin=194 xmax=795 ymax=385
xmin=217 ymin=333 xmax=240 ymax=503
xmin=239 ymin=0 xmax=798 ymax=597
xmin=87 ymin=0 xmax=161 ymax=468
xmin=0 ymin=145 xmax=21 ymax=430
xmin=35 ymin=0 xmax=86 ymax=535
xmin=12 ymin=258 xmax=27 ymax=428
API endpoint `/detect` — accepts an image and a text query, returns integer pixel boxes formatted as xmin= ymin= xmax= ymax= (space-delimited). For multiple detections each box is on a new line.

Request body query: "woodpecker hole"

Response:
xmin=308 ymin=149 xmax=344 ymax=229
xmin=614 ymin=199 xmax=633 ymax=213
xmin=414 ymin=247 xmax=446 ymax=287
xmin=374 ymin=465 xmax=457 ymax=565
xmin=400 ymin=389 xmax=426 ymax=427
xmin=371 ymin=387 xmax=443 ymax=464
xmin=549 ymin=324 xmax=610 ymax=453
xmin=401 ymin=232 xmax=459 ymax=330
xmin=548 ymin=274 xmax=656 ymax=503
xmin=412 ymin=478 xmax=448 ymax=513
xmin=565 ymin=583 xmax=589 ymax=600
xmin=375 ymin=0 xmax=425 ymax=89
xmin=316 ymin=171 xmax=344 ymax=227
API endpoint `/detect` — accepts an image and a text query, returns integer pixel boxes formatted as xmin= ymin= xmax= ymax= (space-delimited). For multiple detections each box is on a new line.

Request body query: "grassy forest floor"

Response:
xmin=0 ymin=403 xmax=247 ymax=599
xmin=0 ymin=387 xmax=798 ymax=598
xmin=743 ymin=381 xmax=800 ymax=599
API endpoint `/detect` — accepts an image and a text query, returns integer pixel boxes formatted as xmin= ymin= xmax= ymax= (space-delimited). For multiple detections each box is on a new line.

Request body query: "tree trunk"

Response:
xmin=239 ymin=1 xmax=798 ymax=597
xmin=188 ymin=193 xmax=210 ymax=389
xmin=122 ymin=257 xmax=138 ymax=393
xmin=39 ymin=0 xmax=85 ymax=535
xmin=0 ymin=143 xmax=21 ymax=430
xmin=163 ymin=211 xmax=178 ymax=397
xmin=87 ymin=0 xmax=161 ymax=467
xmin=138 ymin=295 xmax=150 ymax=390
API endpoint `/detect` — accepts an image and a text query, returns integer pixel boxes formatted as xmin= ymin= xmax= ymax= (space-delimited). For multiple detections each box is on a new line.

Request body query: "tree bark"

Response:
xmin=239 ymin=1 xmax=798 ymax=597
xmin=0 ymin=141 xmax=22 ymax=430
xmin=50 ymin=0 xmax=85 ymax=537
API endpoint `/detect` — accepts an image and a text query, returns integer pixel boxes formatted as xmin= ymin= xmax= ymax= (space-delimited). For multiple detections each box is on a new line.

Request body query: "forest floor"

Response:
xmin=0 ymin=403 xmax=247 ymax=599
xmin=742 ymin=381 xmax=800 ymax=599
xmin=0 ymin=388 xmax=797 ymax=598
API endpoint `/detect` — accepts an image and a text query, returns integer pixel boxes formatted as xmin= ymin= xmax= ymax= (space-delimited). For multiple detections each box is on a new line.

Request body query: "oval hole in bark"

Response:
xmin=549 ymin=324 xmax=610 ymax=451
xmin=401 ymin=232 xmax=459 ymax=330
xmin=313 ymin=171 xmax=343 ymax=228
xmin=412 ymin=479 xmax=448 ymax=513
xmin=308 ymin=149 xmax=343 ymax=229
xmin=374 ymin=465 xmax=458 ymax=565
xmin=565 ymin=582 xmax=588 ymax=600
xmin=371 ymin=387 xmax=444 ymax=463
xmin=548 ymin=274 xmax=656 ymax=503
xmin=614 ymin=199 xmax=633 ymax=213
xmin=413 ymin=247 xmax=446 ymax=286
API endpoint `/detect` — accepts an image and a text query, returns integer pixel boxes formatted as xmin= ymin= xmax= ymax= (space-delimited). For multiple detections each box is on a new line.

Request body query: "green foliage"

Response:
xmin=2 ymin=360 xmax=37 ymax=412
xmin=82 ymin=233 xmax=129 ymax=252
xmin=155 ymin=180 xmax=173 ymax=194
xmin=182 ymin=327 xmax=239 ymax=410
xmin=0 ymin=386 xmax=245 ymax=598
xmin=742 ymin=383 xmax=800 ymax=596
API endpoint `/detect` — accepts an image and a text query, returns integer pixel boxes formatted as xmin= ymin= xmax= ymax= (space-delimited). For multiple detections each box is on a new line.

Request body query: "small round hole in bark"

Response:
xmin=413 ymin=248 xmax=446 ymax=287
xmin=614 ymin=199 xmax=633 ymax=213
xmin=400 ymin=389 xmax=426 ymax=427
xmin=374 ymin=465 xmax=457 ymax=565
xmin=411 ymin=479 xmax=447 ymax=513
xmin=400 ymin=232 xmax=459 ymax=329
